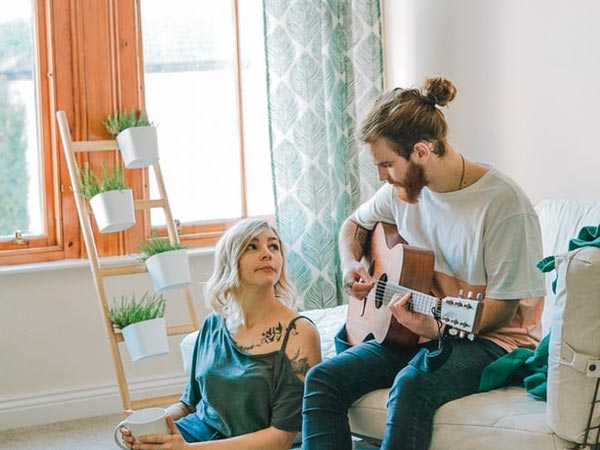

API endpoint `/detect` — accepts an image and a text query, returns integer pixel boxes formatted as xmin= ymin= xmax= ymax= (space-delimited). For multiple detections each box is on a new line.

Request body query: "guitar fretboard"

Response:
xmin=373 ymin=278 xmax=441 ymax=318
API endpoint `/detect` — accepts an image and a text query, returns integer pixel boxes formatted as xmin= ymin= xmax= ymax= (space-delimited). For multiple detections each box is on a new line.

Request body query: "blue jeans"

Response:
xmin=302 ymin=326 xmax=506 ymax=450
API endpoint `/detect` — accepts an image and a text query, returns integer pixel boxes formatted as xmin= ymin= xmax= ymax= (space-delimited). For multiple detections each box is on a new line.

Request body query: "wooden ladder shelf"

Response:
xmin=56 ymin=110 xmax=199 ymax=410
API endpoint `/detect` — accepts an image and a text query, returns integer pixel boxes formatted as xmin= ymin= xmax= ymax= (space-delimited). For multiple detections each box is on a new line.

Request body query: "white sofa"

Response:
xmin=181 ymin=199 xmax=600 ymax=450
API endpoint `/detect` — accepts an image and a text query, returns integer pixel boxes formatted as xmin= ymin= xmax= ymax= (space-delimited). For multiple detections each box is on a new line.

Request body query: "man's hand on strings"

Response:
xmin=389 ymin=292 xmax=439 ymax=340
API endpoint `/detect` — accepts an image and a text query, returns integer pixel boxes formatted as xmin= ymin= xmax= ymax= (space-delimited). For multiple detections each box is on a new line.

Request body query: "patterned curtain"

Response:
xmin=263 ymin=0 xmax=383 ymax=309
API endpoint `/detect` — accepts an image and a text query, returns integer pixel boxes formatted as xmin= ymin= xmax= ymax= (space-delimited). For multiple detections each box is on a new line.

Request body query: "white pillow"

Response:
xmin=547 ymin=246 xmax=600 ymax=444
xmin=302 ymin=304 xmax=347 ymax=360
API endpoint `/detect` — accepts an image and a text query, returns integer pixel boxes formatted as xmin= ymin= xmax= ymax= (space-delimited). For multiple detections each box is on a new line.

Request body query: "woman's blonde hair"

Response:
xmin=205 ymin=218 xmax=297 ymax=324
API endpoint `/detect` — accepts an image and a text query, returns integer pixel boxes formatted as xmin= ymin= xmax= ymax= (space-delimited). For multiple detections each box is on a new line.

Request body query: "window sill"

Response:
xmin=0 ymin=246 xmax=215 ymax=276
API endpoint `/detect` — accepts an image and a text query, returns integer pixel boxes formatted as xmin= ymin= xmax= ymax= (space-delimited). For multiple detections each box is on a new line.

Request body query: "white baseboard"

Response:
xmin=0 ymin=373 xmax=187 ymax=431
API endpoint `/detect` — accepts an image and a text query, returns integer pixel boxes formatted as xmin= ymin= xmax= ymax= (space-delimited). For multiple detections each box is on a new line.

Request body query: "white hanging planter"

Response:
xmin=89 ymin=189 xmax=136 ymax=233
xmin=121 ymin=317 xmax=169 ymax=362
xmin=145 ymin=249 xmax=192 ymax=293
xmin=116 ymin=126 xmax=159 ymax=169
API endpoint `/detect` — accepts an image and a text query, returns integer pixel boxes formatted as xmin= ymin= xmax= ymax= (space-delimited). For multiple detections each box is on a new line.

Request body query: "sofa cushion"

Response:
xmin=301 ymin=304 xmax=347 ymax=360
xmin=547 ymin=246 xmax=600 ymax=443
xmin=349 ymin=386 xmax=572 ymax=449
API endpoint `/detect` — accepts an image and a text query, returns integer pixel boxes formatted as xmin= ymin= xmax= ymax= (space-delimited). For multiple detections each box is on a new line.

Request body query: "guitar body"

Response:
xmin=346 ymin=222 xmax=435 ymax=348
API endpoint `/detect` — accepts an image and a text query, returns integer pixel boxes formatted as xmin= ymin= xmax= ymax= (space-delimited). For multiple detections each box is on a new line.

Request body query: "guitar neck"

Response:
xmin=375 ymin=280 xmax=440 ymax=317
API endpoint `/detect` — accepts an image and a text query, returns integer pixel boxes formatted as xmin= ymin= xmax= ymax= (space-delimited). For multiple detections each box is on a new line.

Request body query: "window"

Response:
xmin=0 ymin=0 xmax=273 ymax=266
xmin=141 ymin=0 xmax=274 ymax=243
xmin=0 ymin=3 xmax=40 ymax=238
xmin=0 ymin=0 xmax=63 ymax=265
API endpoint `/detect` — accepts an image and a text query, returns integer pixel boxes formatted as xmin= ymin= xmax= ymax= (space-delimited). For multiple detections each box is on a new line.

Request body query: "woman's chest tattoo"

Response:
xmin=235 ymin=322 xmax=285 ymax=351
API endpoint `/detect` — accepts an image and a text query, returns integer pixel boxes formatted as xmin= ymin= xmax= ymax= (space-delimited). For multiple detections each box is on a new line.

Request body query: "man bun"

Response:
xmin=424 ymin=77 xmax=457 ymax=107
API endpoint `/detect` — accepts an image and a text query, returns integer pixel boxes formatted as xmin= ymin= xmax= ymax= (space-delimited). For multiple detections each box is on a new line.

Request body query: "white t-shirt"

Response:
xmin=353 ymin=165 xmax=546 ymax=351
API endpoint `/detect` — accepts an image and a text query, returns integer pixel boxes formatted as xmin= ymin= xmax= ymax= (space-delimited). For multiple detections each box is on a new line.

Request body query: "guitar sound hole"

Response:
xmin=375 ymin=274 xmax=387 ymax=309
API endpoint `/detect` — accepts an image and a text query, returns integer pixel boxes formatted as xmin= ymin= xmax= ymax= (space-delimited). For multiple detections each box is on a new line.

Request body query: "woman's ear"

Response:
xmin=412 ymin=141 xmax=432 ymax=162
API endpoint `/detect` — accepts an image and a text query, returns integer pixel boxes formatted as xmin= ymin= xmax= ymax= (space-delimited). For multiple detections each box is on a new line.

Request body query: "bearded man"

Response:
xmin=301 ymin=77 xmax=546 ymax=450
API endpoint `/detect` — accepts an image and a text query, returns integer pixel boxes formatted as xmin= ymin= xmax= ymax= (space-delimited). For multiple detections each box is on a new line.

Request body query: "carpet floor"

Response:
xmin=0 ymin=413 xmax=123 ymax=450
xmin=0 ymin=414 xmax=380 ymax=449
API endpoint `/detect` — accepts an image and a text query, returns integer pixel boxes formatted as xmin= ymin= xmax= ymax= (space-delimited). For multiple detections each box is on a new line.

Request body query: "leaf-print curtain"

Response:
xmin=263 ymin=0 xmax=383 ymax=309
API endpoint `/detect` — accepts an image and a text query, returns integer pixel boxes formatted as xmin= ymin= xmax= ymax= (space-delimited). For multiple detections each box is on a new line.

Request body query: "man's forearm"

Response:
xmin=339 ymin=218 xmax=368 ymax=269
xmin=476 ymin=298 xmax=520 ymax=334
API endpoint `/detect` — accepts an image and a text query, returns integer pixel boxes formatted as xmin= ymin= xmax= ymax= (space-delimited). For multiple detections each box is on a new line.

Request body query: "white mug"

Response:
xmin=113 ymin=407 xmax=169 ymax=449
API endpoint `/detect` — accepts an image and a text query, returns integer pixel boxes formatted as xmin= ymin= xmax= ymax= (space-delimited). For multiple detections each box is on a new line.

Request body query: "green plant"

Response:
xmin=109 ymin=291 xmax=166 ymax=330
xmin=78 ymin=162 xmax=129 ymax=199
xmin=137 ymin=235 xmax=188 ymax=261
xmin=102 ymin=108 xmax=154 ymax=137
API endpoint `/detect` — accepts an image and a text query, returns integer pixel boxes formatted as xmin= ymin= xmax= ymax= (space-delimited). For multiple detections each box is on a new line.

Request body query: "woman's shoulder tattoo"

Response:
xmin=235 ymin=322 xmax=284 ymax=352
xmin=289 ymin=349 xmax=311 ymax=378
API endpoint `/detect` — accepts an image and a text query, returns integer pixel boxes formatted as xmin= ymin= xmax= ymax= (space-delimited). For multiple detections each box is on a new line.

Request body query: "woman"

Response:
xmin=120 ymin=218 xmax=321 ymax=449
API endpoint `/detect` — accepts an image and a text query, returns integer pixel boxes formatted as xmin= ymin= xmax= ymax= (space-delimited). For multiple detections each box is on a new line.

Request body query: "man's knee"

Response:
xmin=305 ymin=361 xmax=339 ymax=392
xmin=304 ymin=360 xmax=352 ymax=408
xmin=389 ymin=365 xmax=432 ymax=406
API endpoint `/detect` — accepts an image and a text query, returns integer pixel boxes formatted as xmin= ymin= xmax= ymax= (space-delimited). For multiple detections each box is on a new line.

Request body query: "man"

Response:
xmin=302 ymin=77 xmax=546 ymax=450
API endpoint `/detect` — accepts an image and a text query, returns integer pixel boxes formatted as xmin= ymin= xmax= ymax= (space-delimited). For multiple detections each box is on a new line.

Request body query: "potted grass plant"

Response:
xmin=109 ymin=291 xmax=169 ymax=362
xmin=103 ymin=108 xmax=158 ymax=169
xmin=79 ymin=162 xmax=136 ymax=233
xmin=137 ymin=236 xmax=191 ymax=292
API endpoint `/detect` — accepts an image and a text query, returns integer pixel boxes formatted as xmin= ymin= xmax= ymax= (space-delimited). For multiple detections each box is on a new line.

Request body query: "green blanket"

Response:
xmin=478 ymin=333 xmax=549 ymax=400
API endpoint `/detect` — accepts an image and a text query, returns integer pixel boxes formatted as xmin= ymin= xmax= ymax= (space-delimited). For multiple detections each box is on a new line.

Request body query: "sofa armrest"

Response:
xmin=547 ymin=246 xmax=600 ymax=443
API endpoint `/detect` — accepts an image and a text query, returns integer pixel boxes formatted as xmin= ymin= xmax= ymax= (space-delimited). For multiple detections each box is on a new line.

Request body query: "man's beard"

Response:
xmin=396 ymin=160 xmax=428 ymax=204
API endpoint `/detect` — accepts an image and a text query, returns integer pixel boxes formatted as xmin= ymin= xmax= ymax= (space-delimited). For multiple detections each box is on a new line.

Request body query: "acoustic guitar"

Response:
xmin=345 ymin=222 xmax=483 ymax=348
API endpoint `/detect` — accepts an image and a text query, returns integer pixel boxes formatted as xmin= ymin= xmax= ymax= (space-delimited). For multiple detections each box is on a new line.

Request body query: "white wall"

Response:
xmin=0 ymin=253 xmax=214 ymax=430
xmin=382 ymin=0 xmax=600 ymax=204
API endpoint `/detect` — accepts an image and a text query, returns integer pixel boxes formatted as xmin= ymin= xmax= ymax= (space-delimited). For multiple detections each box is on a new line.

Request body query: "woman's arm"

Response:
xmin=191 ymin=425 xmax=296 ymax=449
xmin=135 ymin=417 xmax=297 ymax=450
xmin=119 ymin=402 xmax=195 ymax=449
xmin=166 ymin=401 xmax=195 ymax=421
xmin=284 ymin=317 xmax=322 ymax=381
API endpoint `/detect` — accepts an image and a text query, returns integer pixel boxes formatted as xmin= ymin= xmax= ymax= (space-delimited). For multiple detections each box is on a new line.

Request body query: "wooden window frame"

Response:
xmin=0 ymin=0 xmax=265 ymax=267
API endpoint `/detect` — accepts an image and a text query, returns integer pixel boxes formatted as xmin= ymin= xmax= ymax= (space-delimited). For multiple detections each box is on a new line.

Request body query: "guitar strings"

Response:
xmin=375 ymin=281 xmax=445 ymax=346
xmin=371 ymin=279 xmax=438 ymax=313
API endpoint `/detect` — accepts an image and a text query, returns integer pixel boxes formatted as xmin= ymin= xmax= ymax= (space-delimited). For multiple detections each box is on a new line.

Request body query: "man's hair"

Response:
xmin=205 ymin=218 xmax=297 ymax=327
xmin=358 ymin=77 xmax=457 ymax=159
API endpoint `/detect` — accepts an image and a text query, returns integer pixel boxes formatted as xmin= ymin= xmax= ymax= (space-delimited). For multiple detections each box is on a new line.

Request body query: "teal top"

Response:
xmin=180 ymin=313 xmax=305 ymax=438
